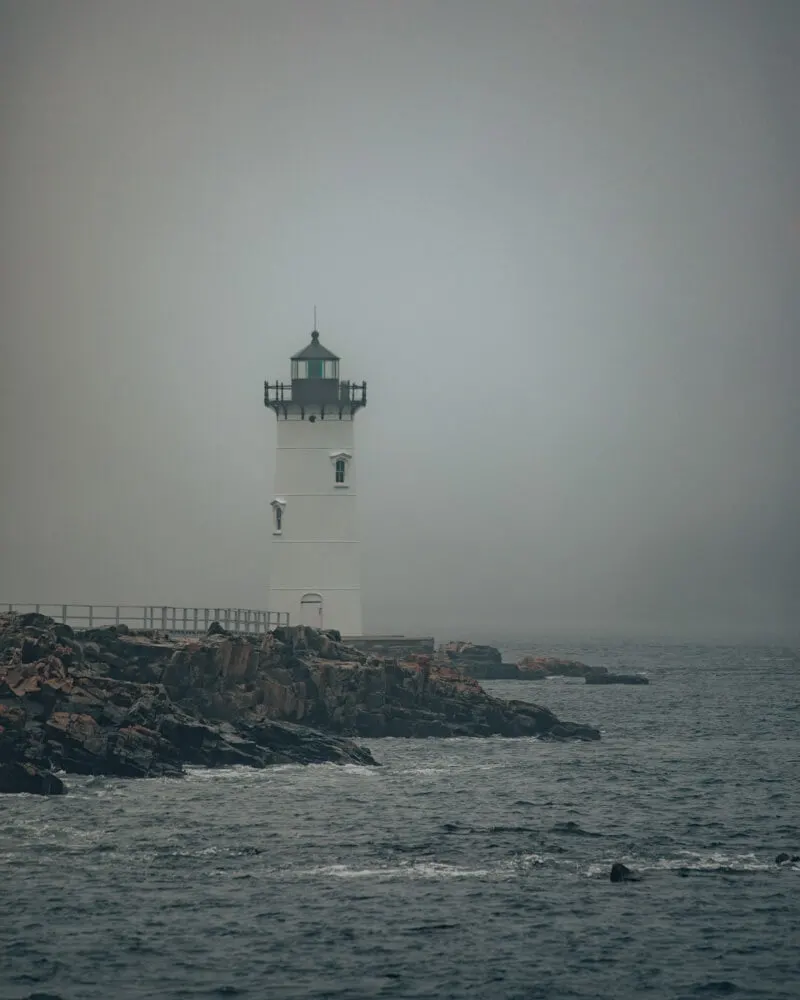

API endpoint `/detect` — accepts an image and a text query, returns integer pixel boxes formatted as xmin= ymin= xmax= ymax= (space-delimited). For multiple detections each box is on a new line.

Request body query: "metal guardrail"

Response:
xmin=1 ymin=604 xmax=289 ymax=635
xmin=264 ymin=380 xmax=367 ymax=407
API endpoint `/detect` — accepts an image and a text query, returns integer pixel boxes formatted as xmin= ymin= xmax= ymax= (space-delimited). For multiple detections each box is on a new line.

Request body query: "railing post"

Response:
xmin=115 ymin=605 xmax=120 ymax=626
xmin=61 ymin=604 xmax=67 ymax=624
xmin=88 ymin=605 xmax=93 ymax=628
xmin=161 ymin=606 xmax=167 ymax=631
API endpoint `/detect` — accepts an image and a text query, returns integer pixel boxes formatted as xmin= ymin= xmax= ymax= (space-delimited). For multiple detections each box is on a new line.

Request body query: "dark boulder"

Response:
xmin=207 ymin=621 xmax=232 ymax=637
xmin=0 ymin=761 xmax=67 ymax=795
xmin=441 ymin=641 xmax=505 ymax=677
xmin=14 ymin=612 xmax=54 ymax=630
xmin=610 ymin=862 xmax=640 ymax=883
xmin=585 ymin=671 xmax=649 ymax=685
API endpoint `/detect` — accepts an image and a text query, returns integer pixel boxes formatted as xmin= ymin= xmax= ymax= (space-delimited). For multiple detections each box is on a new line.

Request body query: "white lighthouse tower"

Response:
xmin=264 ymin=328 xmax=367 ymax=636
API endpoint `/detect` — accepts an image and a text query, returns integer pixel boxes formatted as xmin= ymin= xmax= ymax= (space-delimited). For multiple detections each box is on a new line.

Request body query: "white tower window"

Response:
xmin=270 ymin=498 xmax=286 ymax=534
xmin=330 ymin=450 xmax=352 ymax=488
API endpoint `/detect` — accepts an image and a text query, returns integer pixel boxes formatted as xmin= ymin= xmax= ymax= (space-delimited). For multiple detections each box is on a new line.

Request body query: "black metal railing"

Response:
xmin=264 ymin=380 xmax=367 ymax=410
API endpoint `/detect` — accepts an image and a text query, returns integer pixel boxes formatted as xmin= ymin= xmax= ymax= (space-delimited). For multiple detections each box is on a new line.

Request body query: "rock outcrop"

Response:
xmin=0 ymin=612 xmax=600 ymax=792
xmin=518 ymin=657 xmax=649 ymax=685
xmin=160 ymin=626 xmax=599 ymax=742
xmin=0 ymin=612 xmax=376 ymax=792
xmin=443 ymin=643 xmax=648 ymax=685
xmin=441 ymin=641 xmax=521 ymax=679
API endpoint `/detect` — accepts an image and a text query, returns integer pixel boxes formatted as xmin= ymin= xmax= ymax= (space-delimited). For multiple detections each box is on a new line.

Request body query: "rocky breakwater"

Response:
xmin=0 ymin=612 xmax=376 ymax=794
xmin=0 ymin=614 xmax=600 ymax=794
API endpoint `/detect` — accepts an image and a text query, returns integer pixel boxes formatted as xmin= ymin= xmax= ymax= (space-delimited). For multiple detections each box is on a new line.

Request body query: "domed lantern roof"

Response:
xmin=291 ymin=330 xmax=339 ymax=362
xmin=291 ymin=330 xmax=339 ymax=381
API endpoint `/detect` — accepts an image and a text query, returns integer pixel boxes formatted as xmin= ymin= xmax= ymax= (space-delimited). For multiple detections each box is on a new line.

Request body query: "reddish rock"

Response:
xmin=0 ymin=611 xmax=600 ymax=792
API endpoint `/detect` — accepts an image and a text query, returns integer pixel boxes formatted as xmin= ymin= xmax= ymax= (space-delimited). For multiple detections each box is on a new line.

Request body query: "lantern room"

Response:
xmin=264 ymin=326 xmax=366 ymax=416
xmin=291 ymin=330 xmax=339 ymax=380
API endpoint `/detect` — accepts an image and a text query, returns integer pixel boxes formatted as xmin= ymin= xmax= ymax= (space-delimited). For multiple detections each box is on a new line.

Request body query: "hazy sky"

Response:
xmin=1 ymin=0 xmax=798 ymax=640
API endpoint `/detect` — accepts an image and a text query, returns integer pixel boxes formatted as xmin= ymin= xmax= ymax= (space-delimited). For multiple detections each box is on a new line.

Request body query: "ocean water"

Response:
xmin=1 ymin=640 xmax=799 ymax=1000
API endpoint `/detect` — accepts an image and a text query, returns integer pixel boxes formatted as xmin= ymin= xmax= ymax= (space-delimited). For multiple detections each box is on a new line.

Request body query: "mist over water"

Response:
xmin=1 ymin=1 xmax=799 ymax=638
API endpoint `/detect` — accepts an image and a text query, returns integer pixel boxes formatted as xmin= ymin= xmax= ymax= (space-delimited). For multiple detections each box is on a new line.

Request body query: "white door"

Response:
xmin=299 ymin=593 xmax=323 ymax=628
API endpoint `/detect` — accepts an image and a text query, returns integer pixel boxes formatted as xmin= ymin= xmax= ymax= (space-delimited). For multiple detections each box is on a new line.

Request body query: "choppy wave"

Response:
xmin=583 ymin=851 xmax=789 ymax=878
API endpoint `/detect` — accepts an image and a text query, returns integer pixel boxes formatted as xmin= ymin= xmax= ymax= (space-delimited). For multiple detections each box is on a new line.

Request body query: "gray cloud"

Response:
xmin=1 ymin=0 xmax=798 ymax=640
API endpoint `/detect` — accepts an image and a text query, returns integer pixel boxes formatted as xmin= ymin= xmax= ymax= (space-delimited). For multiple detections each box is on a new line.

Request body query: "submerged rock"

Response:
xmin=585 ymin=671 xmax=649 ymax=685
xmin=775 ymin=853 xmax=799 ymax=865
xmin=610 ymin=862 xmax=640 ymax=883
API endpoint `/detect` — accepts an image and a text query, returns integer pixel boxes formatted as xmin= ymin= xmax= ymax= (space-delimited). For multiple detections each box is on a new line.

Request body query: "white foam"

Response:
xmin=584 ymin=851 xmax=776 ymax=877
xmin=184 ymin=762 xmax=378 ymax=781
xmin=286 ymin=852 xmax=558 ymax=882
xmin=293 ymin=861 xmax=493 ymax=880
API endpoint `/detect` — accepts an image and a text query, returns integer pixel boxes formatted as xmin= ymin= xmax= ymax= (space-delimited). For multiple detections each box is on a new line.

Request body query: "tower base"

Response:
xmin=267 ymin=587 xmax=363 ymax=636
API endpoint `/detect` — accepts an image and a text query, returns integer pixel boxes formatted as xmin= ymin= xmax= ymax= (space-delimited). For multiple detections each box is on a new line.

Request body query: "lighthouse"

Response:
xmin=264 ymin=328 xmax=367 ymax=636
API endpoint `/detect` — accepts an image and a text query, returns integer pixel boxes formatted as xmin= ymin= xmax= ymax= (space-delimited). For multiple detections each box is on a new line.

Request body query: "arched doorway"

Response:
xmin=299 ymin=593 xmax=323 ymax=628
